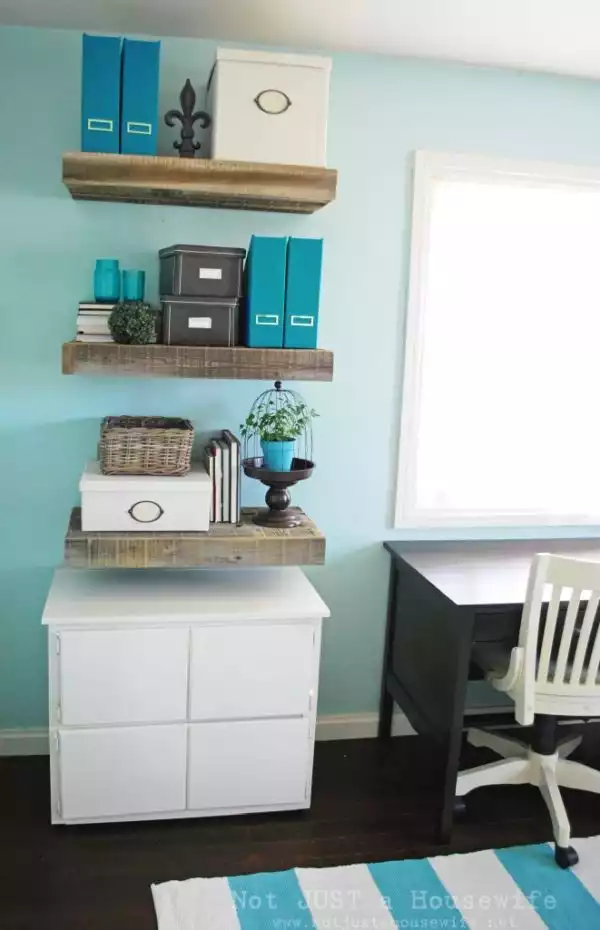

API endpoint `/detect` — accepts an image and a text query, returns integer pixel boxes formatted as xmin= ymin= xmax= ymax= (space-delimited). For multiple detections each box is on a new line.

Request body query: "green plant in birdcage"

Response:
xmin=241 ymin=398 xmax=317 ymax=443
xmin=240 ymin=382 xmax=318 ymax=472
xmin=241 ymin=382 xmax=318 ymax=528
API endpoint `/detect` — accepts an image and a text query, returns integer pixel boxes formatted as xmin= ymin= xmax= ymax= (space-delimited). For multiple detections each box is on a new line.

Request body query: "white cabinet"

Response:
xmin=58 ymin=725 xmax=187 ymax=820
xmin=190 ymin=624 xmax=315 ymax=720
xmin=57 ymin=628 xmax=188 ymax=726
xmin=188 ymin=719 xmax=310 ymax=810
xmin=43 ymin=568 xmax=329 ymax=825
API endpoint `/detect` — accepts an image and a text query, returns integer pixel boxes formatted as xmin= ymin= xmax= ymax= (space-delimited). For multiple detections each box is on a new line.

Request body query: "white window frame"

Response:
xmin=395 ymin=150 xmax=600 ymax=529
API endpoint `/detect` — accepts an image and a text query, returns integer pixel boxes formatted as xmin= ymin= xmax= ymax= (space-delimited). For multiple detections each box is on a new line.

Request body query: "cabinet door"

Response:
xmin=190 ymin=624 xmax=314 ymax=720
xmin=188 ymin=718 xmax=310 ymax=810
xmin=58 ymin=628 xmax=188 ymax=726
xmin=58 ymin=725 xmax=187 ymax=821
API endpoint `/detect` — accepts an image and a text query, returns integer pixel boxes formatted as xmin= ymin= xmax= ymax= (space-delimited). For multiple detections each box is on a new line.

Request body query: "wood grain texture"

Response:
xmin=62 ymin=152 xmax=337 ymax=213
xmin=64 ymin=507 xmax=326 ymax=568
xmin=62 ymin=342 xmax=334 ymax=381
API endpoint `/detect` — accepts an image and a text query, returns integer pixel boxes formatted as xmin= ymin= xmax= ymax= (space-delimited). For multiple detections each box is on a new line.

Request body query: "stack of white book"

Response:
xmin=204 ymin=430 xmax=241 ymax=524
xmin=76 ymin=303 xmax=115 ymax=343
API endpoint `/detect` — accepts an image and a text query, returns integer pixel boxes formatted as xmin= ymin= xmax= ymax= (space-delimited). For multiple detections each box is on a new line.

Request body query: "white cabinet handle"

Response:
xmin=254 ymin=89 xmax=292 ymax=115
xmin=128 ymin=500 xmax=164 ymax=524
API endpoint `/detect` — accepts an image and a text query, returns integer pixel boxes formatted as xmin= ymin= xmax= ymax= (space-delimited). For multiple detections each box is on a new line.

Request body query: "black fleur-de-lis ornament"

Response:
xmin=164 ymin=79 xmax=211 ymax=158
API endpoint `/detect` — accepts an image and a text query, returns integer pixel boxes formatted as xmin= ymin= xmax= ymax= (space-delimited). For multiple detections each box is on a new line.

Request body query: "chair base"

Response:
xmin=456 ymin=722 xmax=600 ymax=867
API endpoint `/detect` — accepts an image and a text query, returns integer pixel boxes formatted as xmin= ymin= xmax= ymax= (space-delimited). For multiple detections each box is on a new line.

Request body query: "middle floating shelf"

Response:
xmin=62 ymin=341 xmax=334 ymax=381
xmin=64 ymin=507 xmax=326 ymax=569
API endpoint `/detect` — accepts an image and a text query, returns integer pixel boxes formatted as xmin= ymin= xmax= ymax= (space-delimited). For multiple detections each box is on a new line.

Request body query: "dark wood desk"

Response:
xmin=381 ymin=538 xmax=600 ymax=840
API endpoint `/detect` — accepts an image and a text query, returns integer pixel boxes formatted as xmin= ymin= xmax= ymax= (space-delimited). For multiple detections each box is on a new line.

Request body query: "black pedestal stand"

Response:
xmin=242 ymin=458 xmax=314 ymax=528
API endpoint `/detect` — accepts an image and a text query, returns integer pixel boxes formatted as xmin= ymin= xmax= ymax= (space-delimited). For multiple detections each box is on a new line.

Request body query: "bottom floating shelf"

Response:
xmin=64 ymin=507 xmax=325 ymax=568
xmin=62 ymin=341 xmax=334 ymax=381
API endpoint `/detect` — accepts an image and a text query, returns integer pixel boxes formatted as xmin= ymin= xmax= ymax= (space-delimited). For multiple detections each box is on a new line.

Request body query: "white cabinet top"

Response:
xmin=42 ymin=567 xmax=330 ymax=626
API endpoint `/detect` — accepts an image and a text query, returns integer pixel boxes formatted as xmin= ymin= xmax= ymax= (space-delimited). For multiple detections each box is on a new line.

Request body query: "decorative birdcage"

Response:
xmin=241 ymin=381 xmax=317 ymax=528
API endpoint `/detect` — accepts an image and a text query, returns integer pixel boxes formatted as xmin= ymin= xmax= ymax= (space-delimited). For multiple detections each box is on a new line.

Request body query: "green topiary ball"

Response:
xmin=109 ymin=301 xmax=158 ymax=345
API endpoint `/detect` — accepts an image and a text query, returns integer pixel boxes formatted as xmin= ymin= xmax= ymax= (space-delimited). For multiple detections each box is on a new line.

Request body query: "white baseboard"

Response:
xmin=315 ymin=711 xmax=416 ymax=741
xmin=0 ymin=728 xmax=49 ymax=756
xmin=0 ymin=714 xmax=415 ymax=757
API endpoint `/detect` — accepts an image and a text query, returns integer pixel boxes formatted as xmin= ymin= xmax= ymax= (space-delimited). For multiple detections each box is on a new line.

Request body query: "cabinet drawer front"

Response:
xmin=58 ymin=628 xmax=188 ymax=726
xmin=190 ymin=624 xmax=315 ymax=720
xmin=58 ymin=725 xmax=186 ymax=820
xmin=188 ymin=718 xmax=310 ymax=810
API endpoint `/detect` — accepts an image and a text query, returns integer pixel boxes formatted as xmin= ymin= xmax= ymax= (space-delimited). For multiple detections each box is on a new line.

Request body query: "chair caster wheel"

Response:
xmin=555 ymin=845 xmax=579 ymax=869
xmin=453 ymin=797 xmax=467 ymax=820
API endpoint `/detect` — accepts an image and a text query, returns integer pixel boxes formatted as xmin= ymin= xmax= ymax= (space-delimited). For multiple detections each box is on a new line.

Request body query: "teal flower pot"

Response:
xmin=261 ymin=439 xmax=295 ymax=472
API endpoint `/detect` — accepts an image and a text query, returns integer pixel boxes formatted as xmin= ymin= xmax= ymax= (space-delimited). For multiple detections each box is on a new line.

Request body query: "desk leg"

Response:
xmin=378 ymin=561 xmax=398 ymax=739
xmin=437 ymin=620 xmax=474 ymax=842
xmin=439 ymin=726 xmax=466 ymax=842
xmin=381 ymin=557 xmax=474 ymax=840
xmin=387 ymin=560 xmax=474 ymax=840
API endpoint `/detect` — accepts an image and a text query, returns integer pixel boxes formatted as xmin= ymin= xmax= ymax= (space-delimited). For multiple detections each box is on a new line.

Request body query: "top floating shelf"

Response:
xmin=62 ymin=152 xmax=338 ymax=214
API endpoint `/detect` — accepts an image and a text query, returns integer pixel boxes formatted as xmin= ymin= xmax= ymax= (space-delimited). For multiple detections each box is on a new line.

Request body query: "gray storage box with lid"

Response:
xmin=162 ymin=296 xmax=240 ymax=347
xmin=159 ymin=244 xmax=246 ymax=298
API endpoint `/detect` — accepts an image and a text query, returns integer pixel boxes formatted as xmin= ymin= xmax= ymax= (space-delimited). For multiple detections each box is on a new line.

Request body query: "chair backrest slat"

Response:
xmin=537 ymin=585 xmax=561 ymax=684
xmin=571 ymin=592 xmax=600 ymax=684
xmin=584 ymin=623 xmax=600 ymax=687
xmin=553 ymin=588 xmax=582 ymax=685
xmin=521 ymin=554 xmax=600 ymax=698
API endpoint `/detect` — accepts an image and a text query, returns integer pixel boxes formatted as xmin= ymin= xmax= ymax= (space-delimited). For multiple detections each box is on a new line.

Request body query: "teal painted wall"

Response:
xmin=2 ymin=25 xmax=600 ymax=730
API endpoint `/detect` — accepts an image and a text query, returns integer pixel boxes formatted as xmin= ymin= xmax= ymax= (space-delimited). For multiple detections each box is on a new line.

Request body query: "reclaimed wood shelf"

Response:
xmin=64 ymin=507 xmax=325 ymax=569
xmin=62 ymin=152 xmax=337 ymax=213
xmin=62 ymin=341 xmax=333 ymax=381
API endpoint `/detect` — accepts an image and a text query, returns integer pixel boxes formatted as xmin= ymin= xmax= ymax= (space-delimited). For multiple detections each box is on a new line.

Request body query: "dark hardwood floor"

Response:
xmin=3 ymin=733 xmax=600 ymax=930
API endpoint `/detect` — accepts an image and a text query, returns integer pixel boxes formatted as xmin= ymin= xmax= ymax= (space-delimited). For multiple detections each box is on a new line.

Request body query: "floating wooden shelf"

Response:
xmin=62 ymin=341 xmax=333 ymax=381
xmin=62 ymin=152 xmax=337 ymax=213
xmin=64 ymin=507 xmax=325 ymax=568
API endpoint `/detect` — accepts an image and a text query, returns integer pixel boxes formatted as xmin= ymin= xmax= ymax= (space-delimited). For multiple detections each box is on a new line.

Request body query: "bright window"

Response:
xmin=396 ymin=151 xmax=600 ymax=528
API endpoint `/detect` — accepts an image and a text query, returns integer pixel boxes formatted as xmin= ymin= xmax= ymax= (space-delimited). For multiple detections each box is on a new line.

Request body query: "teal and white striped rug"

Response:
xmin=152 ymin=837 xmax=600 ymax=930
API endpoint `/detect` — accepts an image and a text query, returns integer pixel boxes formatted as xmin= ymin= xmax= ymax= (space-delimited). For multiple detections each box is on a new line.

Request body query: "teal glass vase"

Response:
xmin=122 ymin=269 xmax=145 ymax=301
xmin=94 ymin=259 xmax=120 ymax=302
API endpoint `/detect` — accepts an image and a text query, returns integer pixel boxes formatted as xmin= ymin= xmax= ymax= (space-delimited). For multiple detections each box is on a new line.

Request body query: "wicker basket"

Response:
xmin=99 ymin=416 xmax=194 ymax=476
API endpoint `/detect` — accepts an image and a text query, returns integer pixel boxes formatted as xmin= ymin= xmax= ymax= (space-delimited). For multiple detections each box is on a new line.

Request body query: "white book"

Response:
xmin=79 ymin=302 xmax=116 ymax=312
xmin=77 ymin=321 xmax=111 ymax=335
xmin=218 ymin=439 xmax=230 ymax=523
xmin=77 ymin=331 xmax=111 ymax=338
xmin=222 ymin=430 xmax=241 ymax=524
xmin=78 ymin=311 xmax=111 ymax=321
xmin=210 ymin=440 xmax=222 ymax=523
xmin=203 ymin=445 xmax=216 ymax=523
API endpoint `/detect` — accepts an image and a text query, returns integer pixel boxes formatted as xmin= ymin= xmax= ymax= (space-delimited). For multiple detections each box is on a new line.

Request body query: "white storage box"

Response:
xmin=208 ymin=48 xmax=331 ymax=167
xmin=80 ymin=461 xmax=211 ymax=532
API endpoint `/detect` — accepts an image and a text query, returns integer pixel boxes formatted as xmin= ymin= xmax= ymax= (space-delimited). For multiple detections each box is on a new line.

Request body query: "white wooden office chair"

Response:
xmin=456 ymin=552 xmax=600 ymax=868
